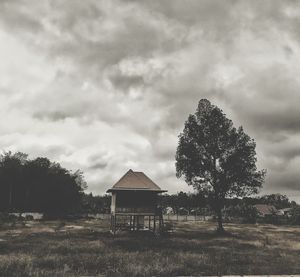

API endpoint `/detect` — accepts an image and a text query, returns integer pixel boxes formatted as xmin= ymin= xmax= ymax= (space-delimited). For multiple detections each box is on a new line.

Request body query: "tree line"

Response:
xmin=0 ymin=151 xmax=86 ymax=215
xmin=82 ymin=191 xmax=298 ymax=215
xmin=0 ymin=149 xmax=298 ymax=225
xmin=160 ymin=192 xmax=297 ymax=213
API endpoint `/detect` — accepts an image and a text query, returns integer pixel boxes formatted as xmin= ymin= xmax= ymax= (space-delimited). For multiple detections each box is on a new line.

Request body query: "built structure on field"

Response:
xmin=106 ymin=169 xmax=167 ymax=234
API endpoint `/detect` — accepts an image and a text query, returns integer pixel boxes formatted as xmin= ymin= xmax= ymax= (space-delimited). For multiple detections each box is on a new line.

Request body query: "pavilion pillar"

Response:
xmin=133 ymin=215 xmax=136 ymax=231
xmin=158 ymin=215 xmax=161 ymax=232
xmin=110 ymin=214 xmax=113 ymax=232
xmin=129 ymin=215 xmax=132 ymax=230
xmin=114 ymin=215 xmax=117 ymax=235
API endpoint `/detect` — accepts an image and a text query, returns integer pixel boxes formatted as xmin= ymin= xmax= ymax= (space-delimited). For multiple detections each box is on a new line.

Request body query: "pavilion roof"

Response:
xmin=106 ymin=169 xmax=167 ymax=193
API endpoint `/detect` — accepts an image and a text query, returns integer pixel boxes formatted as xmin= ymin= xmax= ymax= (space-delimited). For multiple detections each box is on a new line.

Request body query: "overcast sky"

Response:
xmin=1 ymin=0 xmax=300 ymax=202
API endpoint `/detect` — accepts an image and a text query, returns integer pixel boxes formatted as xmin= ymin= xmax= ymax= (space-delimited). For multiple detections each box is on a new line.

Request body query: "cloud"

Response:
xmin=0 ymin=0 xmax=300 ymax=202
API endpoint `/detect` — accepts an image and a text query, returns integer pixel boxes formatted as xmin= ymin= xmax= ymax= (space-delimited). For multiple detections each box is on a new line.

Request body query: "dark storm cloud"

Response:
xmin=225 ymin=65 xmax=300 ymax=135
xmin=108 ymin=73 xmax=144 ymax=92
xmin=89 ymin=162 xmax=108 ymax=170
xmin=33 ymin=111 xmax=70 ymax=122
xmin=0 ymin=0 xmax=43 ymax=33
xmin=87 ymin=153 xmax=109 ymax=170
xmin=1 ymin=0 xmax=300 ymax=201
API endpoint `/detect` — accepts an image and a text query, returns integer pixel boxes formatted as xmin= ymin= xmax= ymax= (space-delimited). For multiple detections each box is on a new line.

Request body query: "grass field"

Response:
xmin=0 ymin=219 xmax=299 ymax=276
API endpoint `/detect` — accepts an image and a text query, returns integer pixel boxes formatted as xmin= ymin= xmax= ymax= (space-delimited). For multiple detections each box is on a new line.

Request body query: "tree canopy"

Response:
xmin=0 ymin=151 xmax=87 ymax=215
xmin=176 ymin=99 xmax=266 ymax=232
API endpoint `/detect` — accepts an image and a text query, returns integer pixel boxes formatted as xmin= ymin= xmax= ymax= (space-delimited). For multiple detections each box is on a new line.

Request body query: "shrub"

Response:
xmin=239 ymin=204 xmax=258 ymax=224
xmin=0 ymin=212 xmax=9 ymax=224
xmin=163 ymin=222 xmax=174 ymax=233
xmin=25 ymin=215 xmax=34 ymax=221
xmin=289 ymin=206 xmax=300 ymax=225
xmin=225 ymin=204 xmax=258 ymax=224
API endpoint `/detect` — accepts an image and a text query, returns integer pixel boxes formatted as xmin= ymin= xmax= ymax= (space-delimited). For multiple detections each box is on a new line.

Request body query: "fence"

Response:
xmin=87 ymin=213 xmax=213 ymax=222
xmin=7 ymin=212 xmax=214 ymax=222
xmin=164 ymin=214 xmax=214 ymax=221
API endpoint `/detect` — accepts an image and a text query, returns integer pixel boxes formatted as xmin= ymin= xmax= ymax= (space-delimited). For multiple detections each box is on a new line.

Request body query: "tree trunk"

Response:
xmin=216 ymin=208 xmax=224 ymax=233
xmin=9 ymin=183 xmax=13 ymax=211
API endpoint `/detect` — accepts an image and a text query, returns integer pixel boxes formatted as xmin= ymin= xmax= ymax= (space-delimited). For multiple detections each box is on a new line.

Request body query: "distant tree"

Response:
xmin=176 ymin=99 xmax=266 ymax=232
xmin=159 ymin=193 xmax=179 ymax=214
xmin=23 ymin=157 xmax=52 ymax=212
xmin=81 ymin=193 xmax=110 ymax=213
xmin=236 ymin=203 xmax=258 ymax=224
xmin=159 ymin=191 xmax=206 ymax=215
xmin=289 ymin=205 xmax=300 ymax=225
xmin=291 ymin=201 xmax=298 ymax=208
xmin=259 ymin=194 xmax=291 ymax=209
xmin=177 ymin=192 xmax=190 ymax=213
xmin=0 ymin=152 xmax=28 ymax=211
xmin=0 ymin=152 xmax=86 ymax=215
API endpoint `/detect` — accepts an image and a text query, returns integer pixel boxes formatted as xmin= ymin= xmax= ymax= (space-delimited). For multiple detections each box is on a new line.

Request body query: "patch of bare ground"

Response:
xmin=0 ymin=219 xmax=299 ymax=276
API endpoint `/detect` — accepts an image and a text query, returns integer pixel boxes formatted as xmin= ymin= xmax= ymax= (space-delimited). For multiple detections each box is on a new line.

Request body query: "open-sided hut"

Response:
xmin=107 ymin=169 xmax=167 ymax=234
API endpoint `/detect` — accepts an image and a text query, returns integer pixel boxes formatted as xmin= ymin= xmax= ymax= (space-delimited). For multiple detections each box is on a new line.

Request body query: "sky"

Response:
xmin=0 ymin=0 xmax=300 ymax=203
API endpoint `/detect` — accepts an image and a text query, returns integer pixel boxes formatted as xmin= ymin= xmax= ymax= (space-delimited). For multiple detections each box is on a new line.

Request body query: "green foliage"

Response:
xmin=159 ymin=192 xmax=206 ymax=214
xmin=226 ymin=203 xmax=258 ymax=223
xmin=81 ymin=193 xmax=111 ymax=213
xmin=0 ymin=151 xmax=86 ymax=215
xmin=0 ymin=212 xmax=9 ymax=224
xmin=289 ymin=206 xmax=300 ymax=225
xmin=176 ymin=99 xmax=266 ymax=231
xmin=239 ymin=204 xmax=258 ymax=224
xmin=259 ymin=194 xmax=291 ymax=209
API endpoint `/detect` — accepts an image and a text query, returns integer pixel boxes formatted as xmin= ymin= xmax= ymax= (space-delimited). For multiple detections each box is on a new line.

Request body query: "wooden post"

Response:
xmin=110 ymin=215 xmax=113 ymax=232
xmin=130 ymin=215 xmax=132 ymax=230
xmin=133 ymin=215 xmax=136 ymax=231
xmin=158 ymin=216 xmax=161 ymax=232
xmin=148 ymin=216 xmax=151 ymax=230
xmin=114 ymin=215 xmax=116 ymax=235
xmin=153 ymin=215 xmax=156 ymax=233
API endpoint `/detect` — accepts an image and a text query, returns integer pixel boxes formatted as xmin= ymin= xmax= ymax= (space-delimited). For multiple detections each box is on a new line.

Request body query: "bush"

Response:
xmin=225 ymin=204 xmax=258 ymax=224
xmin=263 ymin=214 xmax=280 ymax=225
xmin=0 ymin=212 xmax=9 ymax=224
xmin=163 ymin=222 xmax=174 ymax=233
xmin=289 ymin=206 xmax=300 ymax=225
xmin=0 ymin=212 xmax=20 ymax=226
xmin=25 ymin=215 xmax=34 ymax=221
xmin=240 ymin=204 xmax=258 ymax=224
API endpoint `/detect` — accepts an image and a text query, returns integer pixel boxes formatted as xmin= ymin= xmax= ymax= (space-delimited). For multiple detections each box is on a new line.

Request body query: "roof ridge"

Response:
xmin=131 ymin=170 xmax=153 ymax=189
xmin=112 ymin=169 xmax=132 ymax=189
xmin=136 ymin=172 xmax=161 ymax=190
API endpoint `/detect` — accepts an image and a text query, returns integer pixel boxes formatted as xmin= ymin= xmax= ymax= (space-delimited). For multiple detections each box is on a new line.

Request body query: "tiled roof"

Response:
xmin=107 ymin=169 xmax=166 ymax=192
xmin=254 ymin=204 xmax=277 ymax=216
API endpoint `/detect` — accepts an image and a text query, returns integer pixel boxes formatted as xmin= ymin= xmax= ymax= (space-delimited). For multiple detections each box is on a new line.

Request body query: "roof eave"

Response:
xmin=106 ymin=188 xmax=167 ymax=193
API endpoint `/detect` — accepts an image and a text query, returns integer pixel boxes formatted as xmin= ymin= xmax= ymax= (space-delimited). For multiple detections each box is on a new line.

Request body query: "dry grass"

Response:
xmin=0 ymin=219 xmax=299 ymax=276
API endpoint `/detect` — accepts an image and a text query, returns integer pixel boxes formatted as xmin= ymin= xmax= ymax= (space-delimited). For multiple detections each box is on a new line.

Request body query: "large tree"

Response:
xmin=176 ymin=99 xmax=266 ymax=232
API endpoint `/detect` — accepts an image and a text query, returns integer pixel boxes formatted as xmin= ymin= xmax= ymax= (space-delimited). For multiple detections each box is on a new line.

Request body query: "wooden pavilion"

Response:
xmin=106 ymin=169 xmax=167 ymax=234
